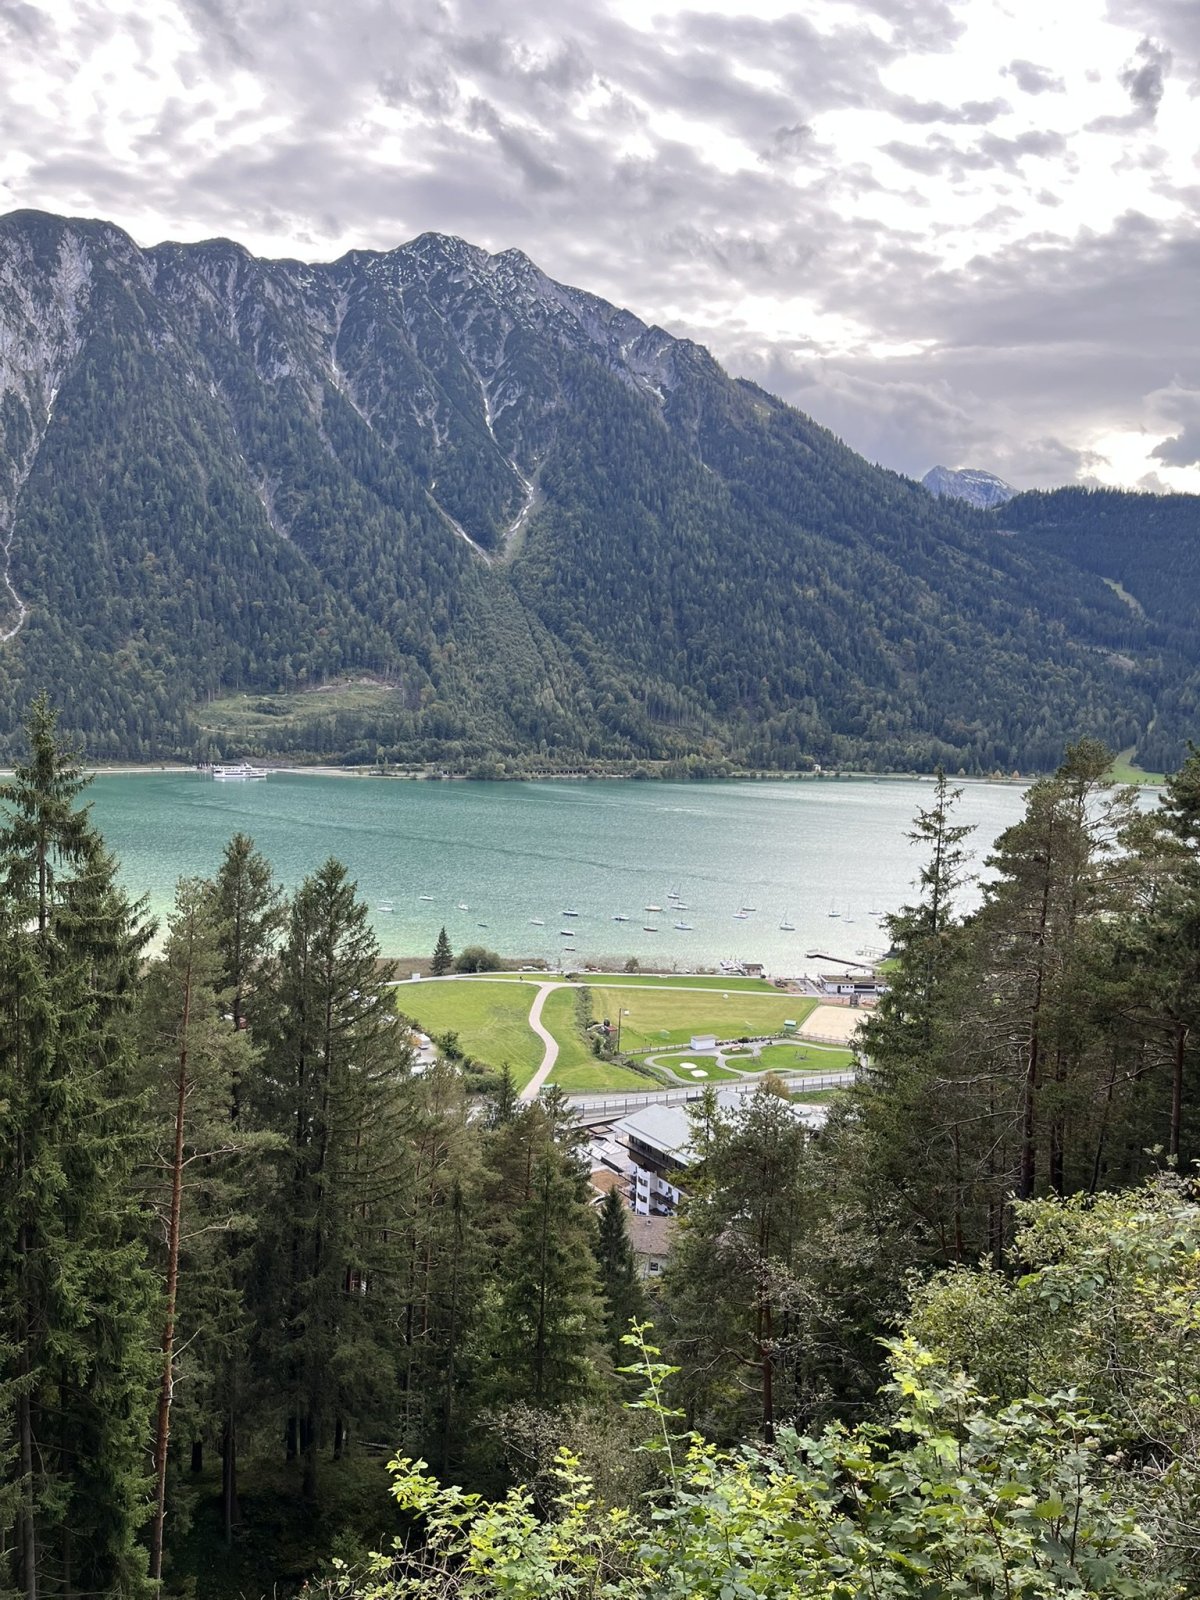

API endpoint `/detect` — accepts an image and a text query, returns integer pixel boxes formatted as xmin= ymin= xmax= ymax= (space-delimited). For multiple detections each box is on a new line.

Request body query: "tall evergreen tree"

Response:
xmin=595 ymin=1190 xmax=646 ymax=1364
xmin=0 ymin=696 xmax=156 ymax=1599
xmin=431 ymin=927 xmax=453 ymax=976
xmin=137 ymin=878 xmax=259 ymax=1580
xmin=253 ymin=860 xmax=409 ymax=1503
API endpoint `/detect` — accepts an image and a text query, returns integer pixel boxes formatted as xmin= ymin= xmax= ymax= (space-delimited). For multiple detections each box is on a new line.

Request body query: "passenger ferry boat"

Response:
xmin=211 ymin=763 xmax=268 ymax=781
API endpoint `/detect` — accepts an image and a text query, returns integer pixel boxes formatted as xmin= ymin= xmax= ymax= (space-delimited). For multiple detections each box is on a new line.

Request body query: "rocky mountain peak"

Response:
xmin=922 ymin=464 xmax=1015 ymax=509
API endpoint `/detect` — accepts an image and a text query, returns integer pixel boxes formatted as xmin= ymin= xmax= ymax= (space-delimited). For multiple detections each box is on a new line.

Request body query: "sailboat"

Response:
xmin=779 ymin=911 xmax=795 ymax=931
xmin=529 ymin=918 xmax=545 ymax=926
xmin=827 ymin=901 xmax=840 ymax=918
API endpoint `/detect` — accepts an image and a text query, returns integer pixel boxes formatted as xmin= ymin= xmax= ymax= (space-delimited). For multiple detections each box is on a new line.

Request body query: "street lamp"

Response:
xmin=615 ymin=1008 xmax=630 ymax=1052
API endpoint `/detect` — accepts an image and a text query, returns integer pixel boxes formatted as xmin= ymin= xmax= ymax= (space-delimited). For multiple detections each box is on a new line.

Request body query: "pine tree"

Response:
xmin=595 ymin=1190 xmax=646 ymax=1363
xmin=0 ymin=696 xmax=156 ymax=1599
xmin=431 ymin=927 xmax=453 ymax=976
xmin=253 ymin=860 xmax=409 ymax=1504
xmin=210 ymin=832 xmax=283 ymax=1540
xmin=137 ymin=878 xmax=259 ymax=1579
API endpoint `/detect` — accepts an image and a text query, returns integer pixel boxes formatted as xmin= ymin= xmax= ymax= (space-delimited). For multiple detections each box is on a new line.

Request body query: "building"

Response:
xmin=626 ymin=1212 xmax=676 ymax=1281
xmin=818 ymin=971 xmax=889 ymax=999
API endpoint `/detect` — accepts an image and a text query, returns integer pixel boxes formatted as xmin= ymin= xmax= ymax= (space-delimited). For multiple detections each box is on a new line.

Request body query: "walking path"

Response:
xmin=519 ymin=981 xmax=568 ymax=1102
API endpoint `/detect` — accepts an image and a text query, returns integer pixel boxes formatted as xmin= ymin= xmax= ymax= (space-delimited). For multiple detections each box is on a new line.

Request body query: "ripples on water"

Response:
xmin=87 ymin=773 xmax=1032 ymax=969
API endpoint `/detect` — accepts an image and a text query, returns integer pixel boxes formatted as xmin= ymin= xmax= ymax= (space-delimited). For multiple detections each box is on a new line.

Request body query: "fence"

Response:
xmin=568 ymin=1071 xmax=857 ymax=1123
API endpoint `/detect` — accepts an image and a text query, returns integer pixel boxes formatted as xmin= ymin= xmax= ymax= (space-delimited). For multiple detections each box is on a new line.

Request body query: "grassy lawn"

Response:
xmin=646 ymin=1053 xmax=744 ymax=1083
xmin=1109 ymin=746 xmax=1166 ymax=786
xmin=593 ymin=988 xmax=816 ymax=1052
xmin=754 ymin=1043 xmax=856 ymax=1073
xmin=195 ymin=681 xmax=408 ymax=744
xmin=396 ymin=979 xmax=543 ymax=1083
xmin=540 ymin=988 xmax=679 ymax=1092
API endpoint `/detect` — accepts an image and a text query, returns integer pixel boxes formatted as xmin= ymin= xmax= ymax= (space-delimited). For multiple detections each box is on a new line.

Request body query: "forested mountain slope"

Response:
xmin=994 ymin=486 xmax=1200 ymax=772
xmin=0 ymin=209 xmax=1191 ymax=770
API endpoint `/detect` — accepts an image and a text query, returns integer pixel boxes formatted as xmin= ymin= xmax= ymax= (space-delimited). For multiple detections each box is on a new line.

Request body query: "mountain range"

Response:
xmin=0 ymin=208 xmax=1196 ymax=774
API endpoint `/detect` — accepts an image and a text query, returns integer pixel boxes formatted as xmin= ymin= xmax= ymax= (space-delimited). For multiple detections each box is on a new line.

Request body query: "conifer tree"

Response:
xmin=137 ymin=878 xmax=259 ymax=1580
xmin=253 ymin=860 xmax=409 ymax=1503
xmin=431 ymin=927 xmax=453 ymax=976
xmin=595 ymin=1190 xmax=646 ymax=1363
xmin=0 ymin=696 xmax=156 ymax=1599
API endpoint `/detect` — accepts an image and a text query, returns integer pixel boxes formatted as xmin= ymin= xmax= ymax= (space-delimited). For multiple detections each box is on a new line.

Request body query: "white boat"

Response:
xmin=562 ymin=909 xmax=579 ymax=917
xmin=529 ymin=918 xmax=545 ymax=926
xmin=212 ymin=763 xmax=268 ymax=781
xmin=827 ymin=901 xmax=840 ymax=918
xmin=645 ymin=903 xmax=663 ymax=912
xmin=559 ymin=929 xmax=576 ymax=937
xmin=377 ymin=902 xmax=394 ymax=913
xmin=612 ymin=914 xmax=630 ymax=922
xmin=643 ymin=925 xmax=658 ymax=932
xmin=733 ymin=910 xmax=749 ymax=920
xmin=418 ymin=895 xmax=435 ymax=901
xmin=457 ymin=902 xmax=469 ymax=911
xmin=674 ymin=920 xmax=693 ymax=931
xmin=779 ymin=912 xmax=795 ymax=930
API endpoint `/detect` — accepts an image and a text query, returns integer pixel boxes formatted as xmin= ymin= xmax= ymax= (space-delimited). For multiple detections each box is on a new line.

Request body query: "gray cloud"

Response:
xmin=1089 ymin=36 xmax=1173 ymax=130
xmin=0 ymin=0 xmax=1195 ymax=494
xmin=1003 ymin=59 xmax=1065 ymax=95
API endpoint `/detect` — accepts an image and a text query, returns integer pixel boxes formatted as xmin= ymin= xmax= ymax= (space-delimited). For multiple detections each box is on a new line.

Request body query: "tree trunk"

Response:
xmin=151 ymin=955 xmax=194 ymax=1583
xmin=221 ymin=1411 xmax=239 ymax=1547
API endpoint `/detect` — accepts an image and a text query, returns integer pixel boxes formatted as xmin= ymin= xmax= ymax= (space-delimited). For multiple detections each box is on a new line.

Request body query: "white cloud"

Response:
xmin=0 ymin=0 xmax=1195 ymax=490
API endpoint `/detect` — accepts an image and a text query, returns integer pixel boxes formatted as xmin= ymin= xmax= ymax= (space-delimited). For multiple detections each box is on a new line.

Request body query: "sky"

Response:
xmin=1 ymin=0 xmax=1198 ymax=492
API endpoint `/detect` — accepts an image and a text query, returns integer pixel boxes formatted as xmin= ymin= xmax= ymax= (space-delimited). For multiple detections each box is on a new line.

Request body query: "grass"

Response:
xmin=645 ymin=1053 xmax=745 ymax=1083
xmin=195 ymin=681 xmax=406 ymax=742
xmin=754 ymin=1043 xmax=857 ymax=1073
xmin=593 ymin=988 xmax=817 ymax=1052
xmin=396 ymin=979 xmax=543 ymax=1083
xmin=1109 ymin=746 xmax=1166 ymax=786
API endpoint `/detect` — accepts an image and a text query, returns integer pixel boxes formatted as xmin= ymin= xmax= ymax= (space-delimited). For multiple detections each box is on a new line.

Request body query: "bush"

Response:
xmin=454 ymin=945 xmax=503 ymax=973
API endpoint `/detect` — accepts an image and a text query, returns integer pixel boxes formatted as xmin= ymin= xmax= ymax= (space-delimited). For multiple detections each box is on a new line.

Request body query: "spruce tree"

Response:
xmin=431 ymin=927 xmax=453 ymax=976
xmin=254 ymin=860 xmax=409 ymax=1504
xmin=0 ymin=696 xmax=156 ymax=1599
xmin=595 ymin=1190 xmax=646 ymax=1363
xmin=137 ymin=878 xmax=259 ymax=1579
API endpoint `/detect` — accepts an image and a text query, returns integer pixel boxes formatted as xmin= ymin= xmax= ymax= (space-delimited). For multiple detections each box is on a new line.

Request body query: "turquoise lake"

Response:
xmin=79 ymin=772 xmax=1033 ymax=972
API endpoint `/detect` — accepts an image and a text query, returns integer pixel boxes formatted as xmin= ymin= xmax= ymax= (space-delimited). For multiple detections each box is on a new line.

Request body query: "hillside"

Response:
xmin=0 ymin=209 xmax=1190 ymax=771
xmin=992 ymin=486 xmax=1200 ymax=773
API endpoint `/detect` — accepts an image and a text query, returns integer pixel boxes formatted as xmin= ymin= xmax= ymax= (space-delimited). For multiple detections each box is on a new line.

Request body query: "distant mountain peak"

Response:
xmin=922 ymin=465 xmax=1014 ymax=508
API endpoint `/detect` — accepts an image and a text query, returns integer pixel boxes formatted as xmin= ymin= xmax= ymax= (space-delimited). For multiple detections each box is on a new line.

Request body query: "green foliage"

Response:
xmin=453 ymin=945 xmax=502 ymax=974
xmin=310 ymin=1316 xmax=1171 ymax=1598
xmin=431 ymin=927 xmax=453 ymax=976
xmin=0 ymin=215 xmax=1182 ymax=774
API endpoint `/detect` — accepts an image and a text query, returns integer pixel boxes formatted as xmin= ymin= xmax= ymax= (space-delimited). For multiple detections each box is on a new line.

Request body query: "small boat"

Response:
xmin=457 ymin=902 xmax=469 ymax=911
xmin=827 ymin=902 xmax=840 ymax=918
xmin=418 ymin=895 xmax=435 ymax=901
xmin=671 ymin=902 xmax=689 ymax=911
xmin=529 ymin=918 xmax=545 ymax=926
xmin=612 ymin=914 xmax=630 ymax=922
xmin=477 ymin=922 xmax=488 ymax=928
xmin=643 ymin=926 xmax=658 ymax=932
xmin=733 ymin=910 xmax=749 ymax=920
xmin=779 ymin=912 xmax=795 ymax=931
xmin=562 ymin=909 xmax=579 ymax=917
xmin=212 ymin=763 xmax=268 ymax=781
xmin=674 ymin=921 xmax=693 ymax=931
xmin=645 ymin=903 xmax=663 ymax=913
xmin=559 ymin=930 xmax=576 ymax=937
xmin=377 ymin=902 xmax=395 ymax=913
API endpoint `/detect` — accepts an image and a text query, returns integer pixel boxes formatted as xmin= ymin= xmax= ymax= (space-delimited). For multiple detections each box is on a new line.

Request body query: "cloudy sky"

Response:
xmin=2 ymin=0 xmax=1197 ymax=491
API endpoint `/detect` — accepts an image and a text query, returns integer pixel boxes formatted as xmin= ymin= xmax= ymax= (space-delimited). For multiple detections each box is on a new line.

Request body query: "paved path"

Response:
xmin=519 ymin=982 xmax=568 ymax=1102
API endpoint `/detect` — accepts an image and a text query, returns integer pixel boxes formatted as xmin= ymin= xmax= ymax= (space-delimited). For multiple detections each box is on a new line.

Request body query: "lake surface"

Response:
xmin=81 ymin=772 xmax=1031 ymax=972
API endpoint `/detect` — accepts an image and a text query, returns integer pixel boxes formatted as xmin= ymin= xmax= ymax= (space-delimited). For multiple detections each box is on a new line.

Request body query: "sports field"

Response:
xmin=592 ymin=987 xmax=816 ymax=1052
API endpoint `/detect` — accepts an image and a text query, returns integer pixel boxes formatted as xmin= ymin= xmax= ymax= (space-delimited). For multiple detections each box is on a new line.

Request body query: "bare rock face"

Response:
xmin=922 ymin=465 xmax=1014 ymax=509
